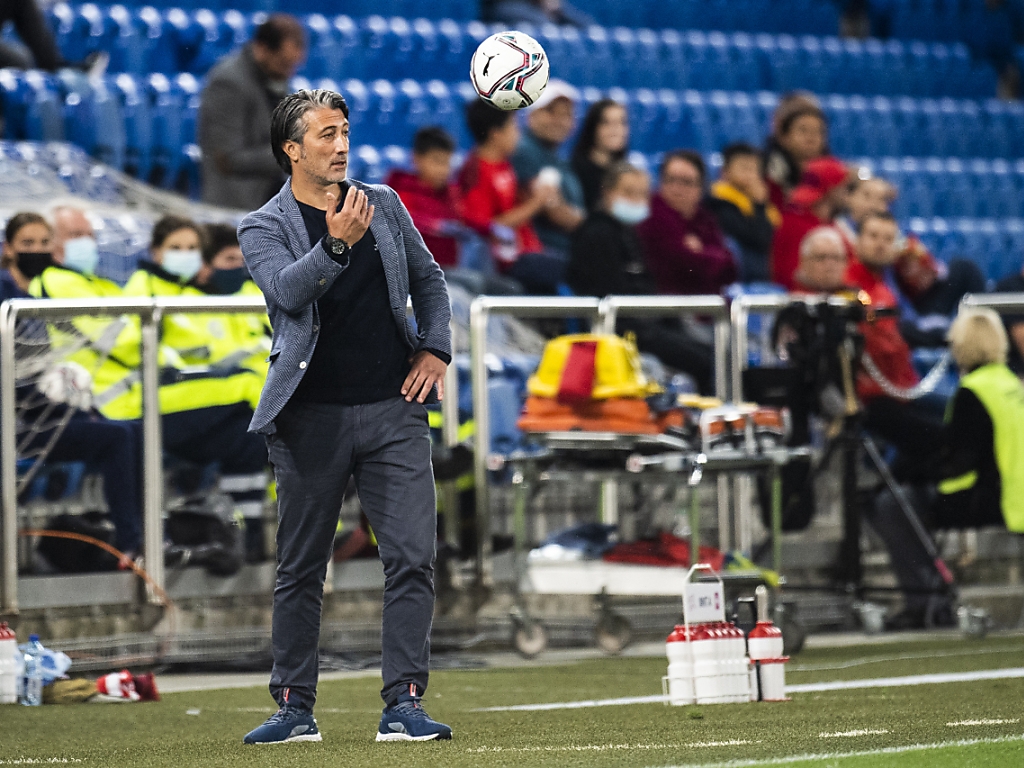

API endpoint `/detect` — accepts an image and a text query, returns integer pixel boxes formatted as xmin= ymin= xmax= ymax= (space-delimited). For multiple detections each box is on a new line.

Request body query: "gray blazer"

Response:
xmin=197 ymin=45 xmax=285 ymax=211
xmin=237 ymin=178 xmax=452 ymax=435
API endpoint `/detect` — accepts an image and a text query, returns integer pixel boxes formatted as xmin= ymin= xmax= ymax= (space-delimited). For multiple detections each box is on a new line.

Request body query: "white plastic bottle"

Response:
xmin=0 ymin=622 xmax=18 ymax=704
xmin=19 ymin=634 xmax=44 ymax=706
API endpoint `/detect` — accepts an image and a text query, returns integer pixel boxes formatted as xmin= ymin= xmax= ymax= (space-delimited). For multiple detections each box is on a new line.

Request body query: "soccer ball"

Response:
xmin=470 ymin=31 xmax=549 ymax=111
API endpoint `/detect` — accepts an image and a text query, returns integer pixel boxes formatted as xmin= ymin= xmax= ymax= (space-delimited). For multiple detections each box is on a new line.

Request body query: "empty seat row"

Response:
xmin=44 ymin=4 xmax=997 ymax=98
xmin=868 ymin=0 xmax=1021 ymax=61
xmin=55 ymin=0 xmax=478 ymax=21
xmin=908 ymin=217 xmax=1024 ymax=282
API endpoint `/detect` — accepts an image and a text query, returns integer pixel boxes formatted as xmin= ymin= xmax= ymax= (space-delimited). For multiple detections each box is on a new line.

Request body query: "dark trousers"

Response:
xmin=0 ymin=1 xmax=65 ymax=70
xmin=506 ymin=252 xmax=567 ymax=295
xmin=265 ymin=397 xmax=436 ymax=710
xmin=42 ymin=414 xmax=144 ymax=552
xmin=621 ymin=318 xmax=715 ymax=395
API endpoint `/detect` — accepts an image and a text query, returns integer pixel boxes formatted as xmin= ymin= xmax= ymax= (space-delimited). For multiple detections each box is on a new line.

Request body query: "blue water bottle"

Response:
xmin=19 ymin=634 xmax=44 ymax=706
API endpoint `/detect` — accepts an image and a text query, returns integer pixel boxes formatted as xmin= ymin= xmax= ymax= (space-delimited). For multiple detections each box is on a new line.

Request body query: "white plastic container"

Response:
xmin=747 ymin=621 xmax=785 ymax=660
xmin=0 ymin=622 xmax=18 ymax=704
xmin=757 ymin=657 xmax=789 ymax=701
xmin=664 ymin=625 xmax=695 ymax=706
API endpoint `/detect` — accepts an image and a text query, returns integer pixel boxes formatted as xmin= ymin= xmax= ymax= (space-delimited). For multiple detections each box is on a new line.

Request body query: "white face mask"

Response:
xmin=62 ymin=236 xmax=99 ymax=275
xmin=161 ymin=249 xmax=203 ymax=281
xmin=609 ymin=198 xmax=650 ymax=225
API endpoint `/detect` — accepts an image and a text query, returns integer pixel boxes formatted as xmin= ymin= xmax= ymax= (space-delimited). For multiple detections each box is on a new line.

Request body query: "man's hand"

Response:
xmin=402 ymin=351 xmax=447 ymax=403
xmin=684 ymin=234 xmax=704 ymax=252
xmin=325 ymin=186 xmax=374 ymax=245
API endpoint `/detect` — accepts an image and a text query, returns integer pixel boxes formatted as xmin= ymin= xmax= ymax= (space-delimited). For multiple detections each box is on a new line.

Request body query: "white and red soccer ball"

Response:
xmin=470 ymin=31 xmax=550 ymax=111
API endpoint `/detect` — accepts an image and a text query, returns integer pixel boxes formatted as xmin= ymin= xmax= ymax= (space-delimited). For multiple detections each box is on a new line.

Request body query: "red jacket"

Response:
xmin=770 ymin=206 xmax=855 ymax=290
xmin=385 ymin=169 xmax=461 ymax=268
xmin=635 ymin=194 xmax=737 ymax=295
xmin=845 ymin=259 xmax=920 ymax=402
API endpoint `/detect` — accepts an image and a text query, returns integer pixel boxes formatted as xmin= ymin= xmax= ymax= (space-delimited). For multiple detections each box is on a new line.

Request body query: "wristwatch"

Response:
xmin=323 ymin=234 xmax=349 ymax=256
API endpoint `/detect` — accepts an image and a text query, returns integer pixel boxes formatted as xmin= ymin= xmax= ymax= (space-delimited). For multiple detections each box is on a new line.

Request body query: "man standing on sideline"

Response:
xmin=238 ymin=89 xmax=452 ymax=744
xmin=198 ymin=15 xmax=307 ymax=210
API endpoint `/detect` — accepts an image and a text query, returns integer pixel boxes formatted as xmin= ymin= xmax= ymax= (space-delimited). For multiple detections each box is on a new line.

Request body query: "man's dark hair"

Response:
xmin=270 ymin=89 xmax=350 ymax=174
xmin=721 ymin=142 xmax=760 ymax=169
xmin=659 ymin=149 xmax=706 ymax=184
xmin=4 ymin=212 xmax=49 ymax=246
xmin=201 ymin=223 xmax=240 ymax=265
xmin=252 ymin=14 xmax=307 ymax=52
xmin=601 ymin=161 xmax=645 ymax=193
xmin=465 ymin=99 xmax=513 ymax=145
xmin=413 ymin=126 xmax=455 ymax=156
xmin=150 ymin=215 xmax=202 ymax=252
xmin=858 ymin=209 xmax=898 ymax=233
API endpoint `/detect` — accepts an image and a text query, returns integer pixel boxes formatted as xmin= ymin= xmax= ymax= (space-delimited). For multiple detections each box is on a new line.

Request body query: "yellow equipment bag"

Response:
xmin=527 ymin=333 xmax=661 ymax=402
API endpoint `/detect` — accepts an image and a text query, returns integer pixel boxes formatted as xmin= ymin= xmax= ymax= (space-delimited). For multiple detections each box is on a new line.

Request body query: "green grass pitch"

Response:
xmin=3 ymin=635 xmax=1024 ymax=767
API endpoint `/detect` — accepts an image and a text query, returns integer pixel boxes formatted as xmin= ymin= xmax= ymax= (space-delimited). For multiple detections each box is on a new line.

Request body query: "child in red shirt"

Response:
xmin=457 ymin=100 xmax=564 ymax=294
xmin=386 ymin=127 xmax=463 ymax=269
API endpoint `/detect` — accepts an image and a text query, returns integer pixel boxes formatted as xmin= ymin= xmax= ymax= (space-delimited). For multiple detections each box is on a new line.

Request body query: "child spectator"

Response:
xmin=636 ymin=150 xmax=737 ymax=296
xmin=458 ymin=99 xmax=562 ymax=294
xmin=706 ymin=142 xmax=781 ymax=283
xmin=771 ymin=156 xmax=854 ymax=290
xmin=571 ymin=98 xmax=630 ymax=213
xmin=386 ymin=127 xmax=463 ymax=269
xmin=567 ymin=162 xmax=713 ymax=392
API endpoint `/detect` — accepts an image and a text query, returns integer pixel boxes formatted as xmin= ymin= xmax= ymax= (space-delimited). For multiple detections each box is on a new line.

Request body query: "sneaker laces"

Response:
xmin=269 ymin=704 xmax=310 ymax=723
xmin=390 ymin=699 xmax=431 ymax=720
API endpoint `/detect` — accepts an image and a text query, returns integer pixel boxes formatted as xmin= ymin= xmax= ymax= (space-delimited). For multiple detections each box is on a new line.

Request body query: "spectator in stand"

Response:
xmin=706 ymin=142 xmax=781 ymax=283
xmin=637 ymin=150 xmax=737 ymax=296
xmin=458 ymin=100 xmax=561 ymax=294
xmin=791 ymin=226 xmax=849 ymax=294
xmin=198 ymin=15 xmax=306 ymax=211
xmin=846 ymin=211 xmax=945 ymax=476
xmin=571 ymin=99 xmax=630 ymax=213
xmin=487 ymin=0 xmax=594 ymax=27
xmin=771 ymin=156 xmax=854 ymax=290
xmin=386 ymin=127 xmax=463 ymax=270
xmin=567 ymin=162 xmax=713 ymax=392
xmin=839 ymin=175 xmax=986 ymax=347
xmin=763 ymin=93 xmax=828 ymax=210
xmin=511 ymin=80 xmax=587 ymax=261
xmin=1 ymin=212 xmax=53 ymax=299
xmin=0 ymin=0 xmax=106 ymax=73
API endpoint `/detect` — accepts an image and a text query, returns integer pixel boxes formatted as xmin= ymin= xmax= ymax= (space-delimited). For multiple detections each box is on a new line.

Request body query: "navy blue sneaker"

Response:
xmin=376 ymin=699 xmax=452 ymax=742
xmin=243 ymin=705 xmax=322 ymax=744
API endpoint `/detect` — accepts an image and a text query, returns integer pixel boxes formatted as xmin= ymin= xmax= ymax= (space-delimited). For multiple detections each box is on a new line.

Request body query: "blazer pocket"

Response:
xmin=266 ymin=349 xmax=282 ymax=363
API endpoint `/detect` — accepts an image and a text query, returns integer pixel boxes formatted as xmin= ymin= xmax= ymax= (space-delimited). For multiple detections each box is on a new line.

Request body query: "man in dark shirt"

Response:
xmin=238 ymin=90 xmax=452 ymax=745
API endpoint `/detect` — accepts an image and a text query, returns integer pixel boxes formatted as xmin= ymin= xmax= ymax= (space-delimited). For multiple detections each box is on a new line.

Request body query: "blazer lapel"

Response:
xmin=278 ymin=181 xmax=312 ymax=253
xmin=363 ymin=184 xmax=403 ymax=310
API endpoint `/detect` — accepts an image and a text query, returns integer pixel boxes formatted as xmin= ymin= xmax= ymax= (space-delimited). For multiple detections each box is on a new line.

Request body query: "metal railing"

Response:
xmin=1 ymin=295 xmax=460 ymax=615
xmin=961 ymin=292 xmax=1024 ymax=314
xmin=468 ymin=294 xmax=732 ymax=584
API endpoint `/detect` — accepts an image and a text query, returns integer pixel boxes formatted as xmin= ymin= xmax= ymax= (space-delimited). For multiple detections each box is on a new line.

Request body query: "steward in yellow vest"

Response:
xmin=937 ymin=308 xmax=1024 ymax=533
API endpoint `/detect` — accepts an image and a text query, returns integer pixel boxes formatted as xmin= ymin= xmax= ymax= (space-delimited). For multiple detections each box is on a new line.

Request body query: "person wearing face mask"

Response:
xmin=1 ymin=212 xmax=54 ymax=300
xmin=198 ymin=15 xmax=307 ymax=211
xmin=33 ymin=207 xmax=271 ymax=562
xmin=567 ymin=162 xmax=714 ymax=393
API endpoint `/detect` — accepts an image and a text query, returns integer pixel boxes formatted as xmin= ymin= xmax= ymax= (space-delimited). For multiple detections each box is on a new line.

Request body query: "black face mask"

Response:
xmin=16 ymin=252 xmax=53 ymax=279
xmin=208 ymin=267 xmax=249 ymax=295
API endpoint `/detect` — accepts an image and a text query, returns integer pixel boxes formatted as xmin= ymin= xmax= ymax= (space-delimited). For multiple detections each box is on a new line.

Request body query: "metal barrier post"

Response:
xmin=469 ymin=296 xmax=602 ymax=587
xmin=439 ymin=319 xmax=460 ymax=549
xmin=140 ymin=307 xmax=164 ymax=603
xmin=1 ymin=300 xmax=18 ymax=614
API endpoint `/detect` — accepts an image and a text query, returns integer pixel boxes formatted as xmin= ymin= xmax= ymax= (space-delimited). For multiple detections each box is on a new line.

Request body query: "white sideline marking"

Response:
xmin=818 ymin=729 xmax=889 ymax=738
xmin=648 ymin=733 xmax=1024 ymax=768
xmin=467 ymin=740 xmax=755 ymax=754
xmin=476 ymin=667 xmax=1024 ymax=711
xmin=0 ymin=761 xmax=83 ymax=765
xmin=947 ymin=718 xmax=1020 ymax=727
xmin=790 ymin=644 xmax=1024 ymax=672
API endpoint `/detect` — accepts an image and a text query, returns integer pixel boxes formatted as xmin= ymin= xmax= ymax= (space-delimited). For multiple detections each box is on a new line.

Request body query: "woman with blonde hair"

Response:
xmin=937 ymin=307 xmax=1024 ymax=533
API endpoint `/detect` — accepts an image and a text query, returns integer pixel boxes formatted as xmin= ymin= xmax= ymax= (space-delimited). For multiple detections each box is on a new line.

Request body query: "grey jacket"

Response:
xmin=237 ymin=178 xmax=452 ymax=434
xmin=197 ymin=45 xmax=286 ymax=211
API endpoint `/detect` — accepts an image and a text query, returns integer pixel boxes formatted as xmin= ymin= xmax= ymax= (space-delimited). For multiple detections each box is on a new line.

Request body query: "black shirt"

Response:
xmin=566 ymin=211 xmax=656 ymax=298
xmin=291 ymin=185 xmax=411 ymax=405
